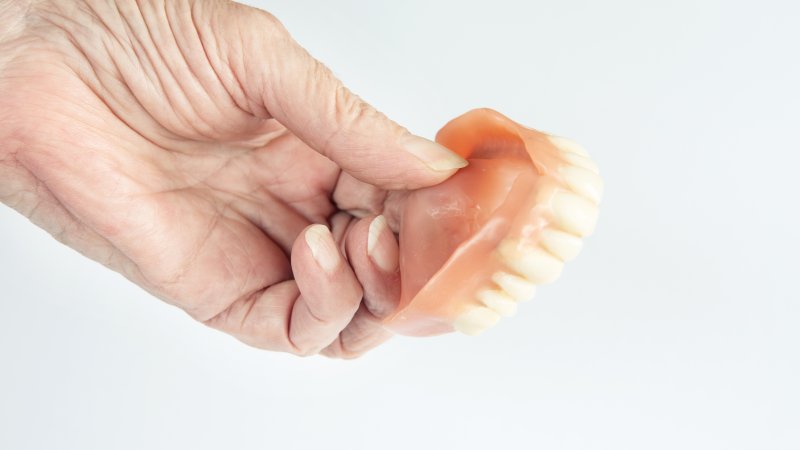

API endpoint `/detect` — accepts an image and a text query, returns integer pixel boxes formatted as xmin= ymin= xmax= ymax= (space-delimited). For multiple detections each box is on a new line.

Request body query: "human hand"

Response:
xmin=0 ymin=0 xmax=466 ymax=357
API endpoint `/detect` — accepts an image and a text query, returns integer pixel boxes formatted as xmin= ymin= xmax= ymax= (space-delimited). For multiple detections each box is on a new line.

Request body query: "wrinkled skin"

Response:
xmin=0 ymin=0 xmax=463 ymax=357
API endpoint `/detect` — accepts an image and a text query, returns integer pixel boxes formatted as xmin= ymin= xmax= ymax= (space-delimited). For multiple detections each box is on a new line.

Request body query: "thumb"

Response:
xmin=229 ymin=9 xmax=467 ymax=190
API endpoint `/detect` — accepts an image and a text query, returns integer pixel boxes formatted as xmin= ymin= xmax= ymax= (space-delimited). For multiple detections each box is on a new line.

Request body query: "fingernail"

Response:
xmin=402 ymin=136 xmax=468 ymax=172
xmin=367 ymin=215 xmax=398 ymax=273
xmin=305 ymin=224 xmax=340 ymax=274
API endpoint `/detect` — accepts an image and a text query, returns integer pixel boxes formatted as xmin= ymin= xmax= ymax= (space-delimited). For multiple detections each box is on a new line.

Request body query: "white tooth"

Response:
xmin=551 ymin=191 xmax=599 ymax=237
xmin=561 ymin=151 xmax=599 ymax=174
xmin=454 ymin=307 xmax=501 ymax=336
xmin=561 ymin=165 xmax=604 ymax=204
xmin=492 ymin=271 xmax=537 ymax=302
xmin=498 ymin=241 xmax=564 ymax=284
xmin=541 ymin=229 xmax=583 ymax=261
xmin=548 ymin=136 xmax=589 ymax=157
xmin=477 ymin=290 xmax=518 ymax=317
xmin=535 ymin=178 xmax=562 ymax=205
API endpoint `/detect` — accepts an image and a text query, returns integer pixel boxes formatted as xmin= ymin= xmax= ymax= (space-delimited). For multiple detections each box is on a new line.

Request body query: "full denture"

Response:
xmin=384 ymin=109 xmax=603 ymax=336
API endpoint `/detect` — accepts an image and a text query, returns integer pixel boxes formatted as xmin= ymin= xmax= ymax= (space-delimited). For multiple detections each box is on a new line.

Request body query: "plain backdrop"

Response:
xmin=1 ymin=1 xmax=799 ymax=449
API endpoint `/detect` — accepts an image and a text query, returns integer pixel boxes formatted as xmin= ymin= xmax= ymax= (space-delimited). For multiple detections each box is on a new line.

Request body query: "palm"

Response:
xmin=58 ymin=102 xmax=346 ymax=321
xmin=12 ymin=43 xmax=347 ymax=316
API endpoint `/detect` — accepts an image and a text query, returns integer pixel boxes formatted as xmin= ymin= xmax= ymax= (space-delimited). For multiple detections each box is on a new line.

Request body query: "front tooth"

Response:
xmin=548 ymin=136 xmax=589 ymax=157
xmin=477 ymin=290 xmax=518 ymax=317
xmin=541 ymin=229 xmax=583 ymax=261
xmin=561 ymin=151 xmax=599 ymax=174
xmin=561 ymin=165 xmax=604 ymax=204
xmin=498 ymin=241 xmax=564 ymax=284
xmin=492 ymin=271 xmax=537 ymax=302
xmin=551 ymin=191 xmax=599 ymax=237
xmin=454 ymin=307 xmax=501 ymax=336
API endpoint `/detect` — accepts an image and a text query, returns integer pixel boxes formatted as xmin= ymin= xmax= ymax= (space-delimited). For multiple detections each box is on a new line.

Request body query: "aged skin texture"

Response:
xmin=386 ymin=109 xmax=603 ymax=336
xmin=0 ymin=0 xmax=469 ymax=358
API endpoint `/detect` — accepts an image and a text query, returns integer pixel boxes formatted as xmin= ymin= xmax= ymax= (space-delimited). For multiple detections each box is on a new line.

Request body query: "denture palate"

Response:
xmin=384 ymin=109 xmax=603 ymax=336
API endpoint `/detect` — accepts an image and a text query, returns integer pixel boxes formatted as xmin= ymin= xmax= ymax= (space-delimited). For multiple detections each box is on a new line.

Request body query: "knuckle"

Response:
xmin=316 ymin=83 xmax=374 ymax=156
xmin=334 ymin=85 xmax=372 ymax=125
xmin=331 ymin=85 xmax=390 ymax=143
xmin=251 ymin=9 xmax=287 ymax=35
xmin=223 ymin=1 xmax=287 ymax=35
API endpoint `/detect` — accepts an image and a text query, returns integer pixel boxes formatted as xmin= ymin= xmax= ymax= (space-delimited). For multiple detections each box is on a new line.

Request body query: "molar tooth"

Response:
xmin=454 ymin=307 xmax=501 ymax=336
xmin=492 ymin=271 xmax=537 ymax=302
xmin=561 ymin=165 xmax=604 ymax=204
xmin=551 ymin=191 xmax=599 ymax=237
xmin=498 ymin=241 xmax=564 ymax=284
xmin=561 ymin=151 xmax=599 ymax=174
xmin=477 ymin=290 xmax=518 ymax=317
xmin=548 ymin=136 xmax=589 ymax=156
xmin=541 ymin=229 xmax=583 ymax=261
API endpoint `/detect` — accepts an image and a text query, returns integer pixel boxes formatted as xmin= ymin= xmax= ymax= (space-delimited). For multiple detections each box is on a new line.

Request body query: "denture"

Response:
xmin=384 ymin=109 xmax=603 ymax=336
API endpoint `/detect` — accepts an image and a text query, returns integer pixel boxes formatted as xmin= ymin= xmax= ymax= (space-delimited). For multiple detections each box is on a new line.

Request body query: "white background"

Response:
xmin=2 ymin=1 xmax=799 ymax=449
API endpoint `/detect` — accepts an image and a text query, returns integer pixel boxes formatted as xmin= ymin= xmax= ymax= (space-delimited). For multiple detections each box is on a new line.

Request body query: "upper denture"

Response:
xmin=384 ymin=108 xmax=603 ymax=337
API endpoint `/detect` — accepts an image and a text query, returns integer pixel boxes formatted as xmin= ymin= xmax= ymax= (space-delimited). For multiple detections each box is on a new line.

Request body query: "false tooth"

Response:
xmin=491 ymin=271 xmax=537 ymax=302
xmin=454 ymin=307 xmax=501 ymax=336
xmin=548 ymin=136 xmax=590 ymax=157
xmin=477 ymin=290 xmax=518 ymax=317
xmin=540 ymin=229 xmax=583 ymax=261
xmin=535 ymin=178 xmax=561 ymax=204
xmin=561 ymin=151 xmax=600 ymax=174
xmin=561 ymin=165 xmax=604 ymax=204
xmin=498 ymin=241 xmax=564 ymax=284
xmin=551 ymin=191 xmax=599 ymax=237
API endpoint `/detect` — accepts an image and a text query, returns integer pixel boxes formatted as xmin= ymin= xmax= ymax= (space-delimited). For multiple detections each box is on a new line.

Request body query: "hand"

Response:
xmin=0 ymin=0 xmax=466 ymax=357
